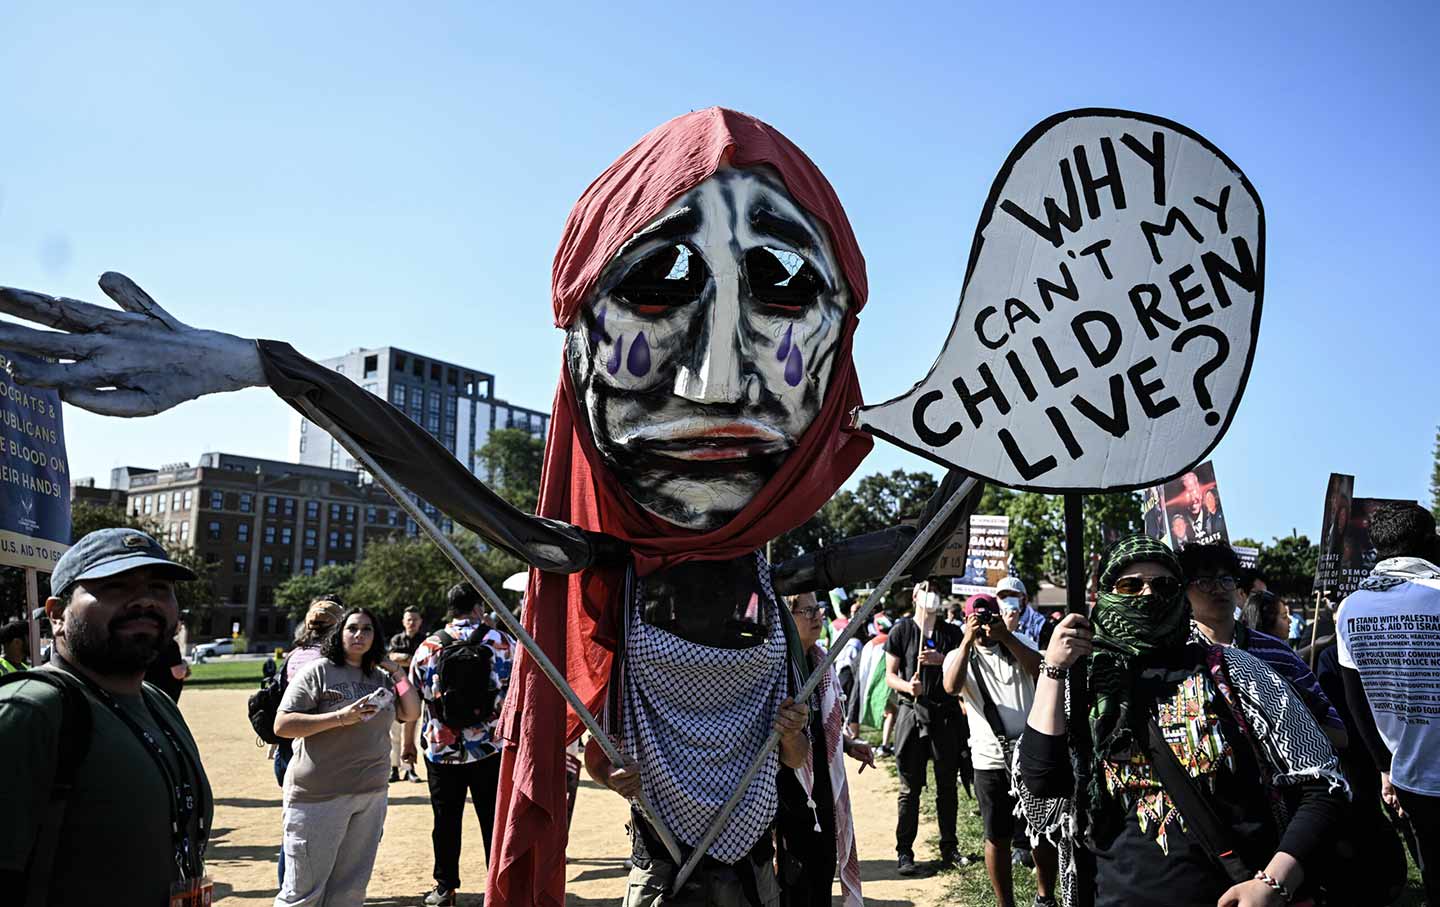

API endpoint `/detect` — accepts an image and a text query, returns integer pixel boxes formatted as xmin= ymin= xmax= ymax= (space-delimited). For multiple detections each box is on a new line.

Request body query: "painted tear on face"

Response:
xmin=567 ymin=167 xmax=852 ymax=530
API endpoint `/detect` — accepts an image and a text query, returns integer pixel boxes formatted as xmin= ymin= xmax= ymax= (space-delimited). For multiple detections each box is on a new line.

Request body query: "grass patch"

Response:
xmin=189 ymin=659 xmax=267 ymax=686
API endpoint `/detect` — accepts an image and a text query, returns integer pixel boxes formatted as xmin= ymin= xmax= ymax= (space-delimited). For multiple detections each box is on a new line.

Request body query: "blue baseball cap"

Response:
xmin=51 ymin=528 xmax=196 ymax=596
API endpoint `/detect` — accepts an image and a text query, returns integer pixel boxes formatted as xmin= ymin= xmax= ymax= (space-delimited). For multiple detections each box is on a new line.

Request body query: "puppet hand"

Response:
xmin=604 ymin=762 xmax=643 ymax=800
xmin=1044 ymin=613 xmax=1093 ymax=670
xmin=0 ymin=272 xmax=265 ymax=417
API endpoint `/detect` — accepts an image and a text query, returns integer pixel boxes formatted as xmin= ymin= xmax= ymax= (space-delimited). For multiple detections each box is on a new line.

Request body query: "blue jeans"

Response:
xmin=274 ymin=746 xmax=292 ymax=884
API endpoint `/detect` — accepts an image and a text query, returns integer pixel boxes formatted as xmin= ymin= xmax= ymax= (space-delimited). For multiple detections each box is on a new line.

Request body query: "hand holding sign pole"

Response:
xmin=856 ymin=110 xmax=1263 ymax=905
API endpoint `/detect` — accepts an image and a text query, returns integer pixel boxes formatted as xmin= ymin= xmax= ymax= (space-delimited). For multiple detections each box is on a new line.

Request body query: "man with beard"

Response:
xmin=885 ymin=579 xmax=966 ymax=875
xmin=0 ymin=528 xmax=213 ymax=905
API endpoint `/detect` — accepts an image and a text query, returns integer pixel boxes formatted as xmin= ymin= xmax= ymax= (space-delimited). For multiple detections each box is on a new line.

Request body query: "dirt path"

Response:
xmin=188 ymin=689 xmax=947 ymax=905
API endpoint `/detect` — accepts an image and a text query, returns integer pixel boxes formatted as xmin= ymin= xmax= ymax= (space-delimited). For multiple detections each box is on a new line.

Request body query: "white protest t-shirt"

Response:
xmin=1337 ymin=578 xmax=1440 ymax=796
xmin=945 ymin=633 xmax=1038 ymax=770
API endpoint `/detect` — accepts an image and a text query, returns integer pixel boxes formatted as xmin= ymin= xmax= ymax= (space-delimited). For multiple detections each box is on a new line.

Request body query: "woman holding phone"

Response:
xmin=273 ymin=606 xmax=421 ymax=906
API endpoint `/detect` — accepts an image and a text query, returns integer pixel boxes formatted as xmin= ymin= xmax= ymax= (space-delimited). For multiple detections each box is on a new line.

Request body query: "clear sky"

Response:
xmin=2 ymin=1 xmax=1436 ymax=544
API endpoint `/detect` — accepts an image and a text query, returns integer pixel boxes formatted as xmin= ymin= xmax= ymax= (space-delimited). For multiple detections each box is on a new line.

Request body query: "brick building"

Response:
xmin=101 ymin=452 xmax=407 ymax=645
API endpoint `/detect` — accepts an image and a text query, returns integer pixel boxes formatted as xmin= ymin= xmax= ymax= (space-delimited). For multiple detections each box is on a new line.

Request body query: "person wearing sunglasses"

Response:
xmin=1019 ymin=535 xmax=1347 ymax=907
xmin=774 ymin=593 xmax=870 ymax=905
xmin=1179 ymin=544 xmax=1347 ymax=752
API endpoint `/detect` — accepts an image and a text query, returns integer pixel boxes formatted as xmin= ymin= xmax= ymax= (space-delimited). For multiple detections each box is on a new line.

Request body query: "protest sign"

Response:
xmin=1158 ymin=460 xmax=1229 ymax=548
xmin=1334 ymin=497 xmax=1412 ymax=598
xmin=949 ymin=514 xmax=1010 ymax=596
xmin=856 ymin=109 xmax=1263 ymax=493
xmin=1233 ymin=545 xmax=1259 ymax=572
xmin=1313 ymin=473 xmax=1354 ymax=593
xmin=0 ymin=353 xmax=69 ymax=572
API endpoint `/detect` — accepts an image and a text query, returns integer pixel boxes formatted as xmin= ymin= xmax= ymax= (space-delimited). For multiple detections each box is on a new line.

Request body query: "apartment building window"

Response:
xmin=342 ymin=531 xmax=354 ymax=548
xmin=304 ymin=528 xmax=317 ymax=547
xmin=283 ymin=497 xmax=295 ymax=517
xmin=329 ymin=503 xmax=340 ymax=521
xmin=171 ymin=492 xmax=180 ymax=510
xmin=207 ymin=521 xmax=222 ymax=541
xmin=344 ymin=505 xmax=356 ymax=522
xmin=239 ymin=493 xmax=253 ymax=513
xmin=263 ymin=525 xmax=276 ymax=544
xmin=156 ymin=495 xmax=166 ymax=514
xmin=209 ymin=490 xmax=223 ymax=510
xmin=363 ymin=354 xmax=378 ymax=378
xmin=386 ymin=510 xmax=398 ymax=526
xmin=231 ymin=585 xmax=246 ymax=603
xmin=143 ymin=496 xmax=153 ymax=515
xmin=280 ymin=556 xmax=292 ymax=575
xmin=428 ymin=394 xmax=441 ymax=416
xmin=266 ymin=496 xmax=278 ymax=515
xmin=411 ymin=357 xmax=424 ymax=378
xmin=328 ymin=530 xmax=339 ymax=548
xmin=302 ymin=557 xmax=315 ymax=576
xmin=179 ymin=522 xmax=189 ymax=543
xmin=365 ymin=506 xmax=377 ymax=524
xmin=426 ymin=414 xmax=440 ymax=432
xmin=183 ymin=491 xmax=193 ymax=510
xmin=262 ymin=555 xmax=273 ymax=575
xmin=392 ymin=384 xmax=406 ymax=407
xmin=281 ymin=526 xmax=293 ymax=545
xmin=236 ymin=523 xmax=250 ymax=543
xmin=306 ymin=501 xmax=319 ymax=519
xmin=234 ymin=553 xmax=248 ymax=573
xmin=393 ymin=352 xmax=408 ymax=372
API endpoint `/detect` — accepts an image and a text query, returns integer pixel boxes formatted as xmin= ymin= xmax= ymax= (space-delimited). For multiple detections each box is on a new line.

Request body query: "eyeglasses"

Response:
xmin=791 ymin=605 xmax=822 ymax=618
xmin=1110 ymin=575 xmax=1183 ymax=597
xmin=1189 ymin=575 xmax=1238 ymax=593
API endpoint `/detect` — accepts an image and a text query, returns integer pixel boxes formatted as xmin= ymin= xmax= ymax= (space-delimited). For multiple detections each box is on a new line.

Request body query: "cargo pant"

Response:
xmin=275 ymin=789 xmax=387 ymax=907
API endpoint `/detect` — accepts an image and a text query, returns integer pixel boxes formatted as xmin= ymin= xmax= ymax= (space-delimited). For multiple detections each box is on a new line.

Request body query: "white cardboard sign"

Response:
xmin=857 ymin=110 xmax=1263 ymax=492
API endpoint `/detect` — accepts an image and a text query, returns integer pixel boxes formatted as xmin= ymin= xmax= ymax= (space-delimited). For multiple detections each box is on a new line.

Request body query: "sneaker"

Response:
xmin=423 ymin=886 xmax=457 ymax=907
xmin=388 ymin=767 xmax=400 ymax=783
xmin=1014 ymin=846 xmax=1035 ymax=868
xmin=896 ymin=853 xmax=919 ymax=876
xmin=879 ymin=744 xmax=895 ymax=758
xmin=404 ymin=768 xmax=423 ymax=783
xmin=1033 ymin=896 xmax=1058 ymax=907
xmin=939 ymin=846 xmax=960 ymax=867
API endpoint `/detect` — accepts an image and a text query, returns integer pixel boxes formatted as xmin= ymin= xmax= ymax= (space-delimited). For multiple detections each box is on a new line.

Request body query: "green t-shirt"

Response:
xmin=0 ymin=665 xmax=213 ymax=905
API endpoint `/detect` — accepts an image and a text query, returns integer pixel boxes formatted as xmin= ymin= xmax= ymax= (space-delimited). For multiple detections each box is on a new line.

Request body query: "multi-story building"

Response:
xmin=98 ymin=452 xmax=407 ymax=644
xmin=288 ymin=346 xmax=549 ymax=482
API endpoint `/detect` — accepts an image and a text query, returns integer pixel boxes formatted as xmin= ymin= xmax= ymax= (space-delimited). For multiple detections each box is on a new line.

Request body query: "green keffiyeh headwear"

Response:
xmin=1088 ymin=534 xmax=1190 ymax=777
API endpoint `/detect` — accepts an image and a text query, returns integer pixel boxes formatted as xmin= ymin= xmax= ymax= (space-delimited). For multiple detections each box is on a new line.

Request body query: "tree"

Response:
xmin=477 ymin=428 xmax=546 ymax=513
xmin=1254 ymin=534 xmax=1320 ymax=597
xmin=1431 ymin=427 xmax=1440 ymax=522
xmin=275 ymin=564 xmax=357 ymax=619
xmin=344 ymin=529 xmax=526 ymax=628
xmin=825 ymin=470 xmax=940 ymax=539
xmin=1002 ymin=491 xmax=1143 ymax=592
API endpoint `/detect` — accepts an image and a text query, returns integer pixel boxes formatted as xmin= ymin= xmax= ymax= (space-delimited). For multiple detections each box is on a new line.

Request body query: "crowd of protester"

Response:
xmin=3 ymin=511 xmax=1439 ymax=906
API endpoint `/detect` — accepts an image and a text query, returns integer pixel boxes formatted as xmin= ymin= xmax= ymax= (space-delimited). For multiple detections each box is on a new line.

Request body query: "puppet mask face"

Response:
xmin=566 ymin=167 xmax=851 ymax=530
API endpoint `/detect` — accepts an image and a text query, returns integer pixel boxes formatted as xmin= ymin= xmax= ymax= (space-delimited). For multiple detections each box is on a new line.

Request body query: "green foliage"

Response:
xmin=275 ymin=563 xmax=357 ymax=619
xmin=1000 ymin=491 xmax=1143 ymax=592
xmin=341 ymin=530 xmax=524 ymax=629
xmin=66 ymin=501 xmax=216 ymax=628
xmin=770 ymin=469 xmax=940 ymax=562
xmin=1253 ymin=534 xmax=1320 ymax=596
xmin=476 ymin=428 xmax=546 ymax=513
xmin=1431 ymin=427 xmax=1440 ymax=522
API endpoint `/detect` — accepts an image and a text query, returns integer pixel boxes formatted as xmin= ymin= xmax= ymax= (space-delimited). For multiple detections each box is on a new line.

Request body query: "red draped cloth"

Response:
xmin=486 ymin=107 xmax=872 ymax=907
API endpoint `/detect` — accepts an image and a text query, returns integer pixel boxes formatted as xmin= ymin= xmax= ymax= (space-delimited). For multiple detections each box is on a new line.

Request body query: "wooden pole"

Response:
xmin=1063 ymin=493 xmax=1096 ymax=907
xmin=24 ymin=568 xmax=40 ymax=666
xmin=1308 ymin=590 xmax=1324 ymax=670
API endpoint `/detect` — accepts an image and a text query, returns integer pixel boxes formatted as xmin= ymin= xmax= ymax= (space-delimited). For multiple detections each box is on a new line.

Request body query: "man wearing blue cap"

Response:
xmin=0 ymin=527 xmax=213 ymax=907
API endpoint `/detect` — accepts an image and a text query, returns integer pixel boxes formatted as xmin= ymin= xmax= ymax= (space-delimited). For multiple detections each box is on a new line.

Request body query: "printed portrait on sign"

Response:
xmin=1159 ymin=460 xmax=1228 ymax=548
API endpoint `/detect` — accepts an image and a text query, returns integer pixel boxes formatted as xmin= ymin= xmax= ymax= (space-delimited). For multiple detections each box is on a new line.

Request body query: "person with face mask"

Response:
xmin=943 ymin=594 xmax=1058 ymax=907
xmin=0 ymin=528 xmax=213 ymax=906
xmin=1019 ymin=535 xmax=1348 ymax=907
xmin=884 ymin=579 xmax=967 ymax=875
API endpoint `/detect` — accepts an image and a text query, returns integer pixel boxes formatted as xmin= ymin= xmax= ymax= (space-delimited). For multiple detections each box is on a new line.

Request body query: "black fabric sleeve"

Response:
xmin=256 ymin=340 xmax=625 ymax=573
xmin=1340 ymin=664 xmax=1392 ymax=772
xmin=1019 ymin=728 xmax=1074 ymax=799
xmin=1275 ymin=776 xmax=1348 ymax=869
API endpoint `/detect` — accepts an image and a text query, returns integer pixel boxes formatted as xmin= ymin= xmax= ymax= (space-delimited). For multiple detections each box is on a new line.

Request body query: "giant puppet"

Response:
xmin=0 ymin=108 xmax=974 ymax=906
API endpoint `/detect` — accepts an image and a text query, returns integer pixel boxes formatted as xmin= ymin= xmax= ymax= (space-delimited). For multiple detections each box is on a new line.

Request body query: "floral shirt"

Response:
xmin=408 ymin=618 xmax=513 ymax=764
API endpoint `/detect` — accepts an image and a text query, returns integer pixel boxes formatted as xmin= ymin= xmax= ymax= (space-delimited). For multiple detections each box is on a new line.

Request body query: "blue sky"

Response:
xmin=2 ymin=1 xmax=1436 ymax=544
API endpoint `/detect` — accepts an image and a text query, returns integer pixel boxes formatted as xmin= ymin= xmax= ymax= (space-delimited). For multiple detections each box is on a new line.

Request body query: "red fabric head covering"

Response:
xmin=487 ymin=107 xmax=872 ymax=907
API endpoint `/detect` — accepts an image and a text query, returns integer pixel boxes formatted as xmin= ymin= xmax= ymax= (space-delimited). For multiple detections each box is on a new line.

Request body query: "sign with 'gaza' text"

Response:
xmin=857 ymin=109 xmax=1264 ymax=492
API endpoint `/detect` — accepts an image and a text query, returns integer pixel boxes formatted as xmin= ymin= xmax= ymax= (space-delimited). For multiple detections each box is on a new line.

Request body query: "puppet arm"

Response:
xmin=770 ymin=470 xmax=981 ymax=595
xmin=0 ymin=273 xmax=621 ymax=573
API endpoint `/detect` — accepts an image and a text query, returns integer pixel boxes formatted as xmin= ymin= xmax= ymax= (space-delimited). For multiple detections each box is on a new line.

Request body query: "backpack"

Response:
xmin=248 ymin=659 xmax=289 ymax=747
xmin=430 ymin=628 xmax=497 ymax=729
xmin=0 ymin=669 xmax=94 ymax=907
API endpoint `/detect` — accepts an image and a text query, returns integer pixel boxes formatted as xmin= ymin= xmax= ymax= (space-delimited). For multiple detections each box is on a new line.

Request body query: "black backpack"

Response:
xmin=430 ymin=629 xmax=497 ymax=729
xmin=0 ymin=669 xmax=93 ymax=907
xmin=248 ymin=660 xmax=289 ymax=747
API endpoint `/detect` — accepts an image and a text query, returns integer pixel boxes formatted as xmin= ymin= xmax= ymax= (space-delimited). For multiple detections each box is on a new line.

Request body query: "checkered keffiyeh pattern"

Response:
xmin=622 ymin=553 xmax=788 ymax=864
